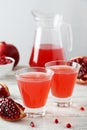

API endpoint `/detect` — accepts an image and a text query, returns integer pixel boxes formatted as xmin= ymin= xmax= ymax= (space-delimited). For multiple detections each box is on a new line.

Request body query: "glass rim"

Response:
xmin=16 ymin=67 xmax=54 ymax=82
xmin=45 ymin=60 xmax=80 ymax=74
xmin=45 ymin=60 xmax=79 ymax=66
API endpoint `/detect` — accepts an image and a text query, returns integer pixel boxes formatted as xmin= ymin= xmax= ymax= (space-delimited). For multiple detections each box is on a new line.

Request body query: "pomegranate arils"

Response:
xmin=0 ymin=56 xmax=12 ymax=65
xmin=83 ymin=57 xmax=87 ymax=64
xmin=66 ymin=123 xmax=72 ymax=128
xmin=80 ymin=106 xmax=85 ymax=111
xmin=6 ymin=59 xmax=12 ymax=64
xmin=71 ymin=56 xmax=87 ymax=83
xmin=30 ymin=121 xmax=35 ymax=127
xmin=0 ymin=98 xmax=26 ymax=121
xmin=54 ymin=118 xmax=59 ymax=124
xmin=78 ymin=66 xmax=87 ymax=80
xmin=16 ymin=102 xmax=25 ymax=111
xmin=0 ymin=98 xmax=20 ymax=120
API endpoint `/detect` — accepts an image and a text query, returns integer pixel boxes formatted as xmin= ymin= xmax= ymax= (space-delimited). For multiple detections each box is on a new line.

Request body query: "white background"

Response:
xmin=0 ymin=0 xmax=87 ymax=66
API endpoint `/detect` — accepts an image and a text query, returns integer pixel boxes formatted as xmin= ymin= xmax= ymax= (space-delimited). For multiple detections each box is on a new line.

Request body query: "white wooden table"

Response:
xmin=0 ymin=66 xmax=87 ymax=130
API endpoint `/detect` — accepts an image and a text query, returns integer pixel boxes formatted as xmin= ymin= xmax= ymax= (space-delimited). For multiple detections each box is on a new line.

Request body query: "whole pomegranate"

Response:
xmin=0 ymin=41 xmax=20 ymax=67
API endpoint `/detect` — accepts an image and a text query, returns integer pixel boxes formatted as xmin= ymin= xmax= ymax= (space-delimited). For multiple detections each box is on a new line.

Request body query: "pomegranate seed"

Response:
xmin=54 ymin=118 xmax=59 ymax=124
xmin=80 ymin=106 xmax=85 ymax=111
xmin=66 ymin=123 xmax=72 ymax=128
xmin=0 ymin=56 xmax=12 ymax=65
xmin=30 ymin=121 xmax=35 ymax=127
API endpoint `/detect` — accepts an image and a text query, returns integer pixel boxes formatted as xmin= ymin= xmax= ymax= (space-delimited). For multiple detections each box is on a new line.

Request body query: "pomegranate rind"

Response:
xmin=76 ymin=77 xmax=87 ymax=84
xmin=0 ymin=83 xmax=10 ymax=98
xmin=70 ymin=56 xmax=87 ymax=84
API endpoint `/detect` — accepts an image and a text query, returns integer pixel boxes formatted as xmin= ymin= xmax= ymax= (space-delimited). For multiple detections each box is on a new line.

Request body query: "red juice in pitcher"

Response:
xmin=29 ymin=43 xmax=65 ymax=67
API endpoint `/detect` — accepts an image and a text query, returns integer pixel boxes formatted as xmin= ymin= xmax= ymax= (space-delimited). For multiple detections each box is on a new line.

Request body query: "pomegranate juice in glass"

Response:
xmin=45 ymin=60 xmax=79 ymax=107
xmin=16 ymin=67 xmax=53 ymax=117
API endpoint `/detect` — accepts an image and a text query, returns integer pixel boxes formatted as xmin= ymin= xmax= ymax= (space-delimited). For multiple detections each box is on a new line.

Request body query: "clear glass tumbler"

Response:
xmin=16 ymin=67 xmax=54 ymax=117
xmin=45 ymin=60 xmax=79 ymax=107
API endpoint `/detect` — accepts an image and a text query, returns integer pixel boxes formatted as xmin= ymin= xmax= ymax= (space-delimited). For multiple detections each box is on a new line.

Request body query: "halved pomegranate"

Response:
xmin=0 ymin=83 xmax=10 ymax=98
xmin=70 ymin=56 xmax=87 ymax=84
xmin=0 ymin=98 xmax=26 ymax=121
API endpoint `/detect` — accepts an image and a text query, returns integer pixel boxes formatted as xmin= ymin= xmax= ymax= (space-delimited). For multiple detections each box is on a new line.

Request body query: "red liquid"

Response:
xmin=49 ymin=65 xmax=78 ymax=98
xmin=17 ymin=72 xmax=51 ymax=108
xmin=29 ymin=44 xmax=65 ymax=67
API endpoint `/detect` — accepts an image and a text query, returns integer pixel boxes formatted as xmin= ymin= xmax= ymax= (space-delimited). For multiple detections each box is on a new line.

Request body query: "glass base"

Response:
xmin=53 ymin=96 xmax=72 ymax=107
xmin=25 ymin=106 xmax=46 ymax=118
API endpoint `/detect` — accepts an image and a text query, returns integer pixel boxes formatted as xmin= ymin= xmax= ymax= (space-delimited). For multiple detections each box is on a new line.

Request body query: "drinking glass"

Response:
xmin=16 ymin=67 xmax=54 ymax=117
xmin=45 ymin=60 xmax=79 ymax=107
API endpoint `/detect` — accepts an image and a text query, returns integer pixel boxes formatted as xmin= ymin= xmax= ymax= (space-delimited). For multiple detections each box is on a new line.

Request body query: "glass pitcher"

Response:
xmin=29 ymin=10 xmax=72 ymax=67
